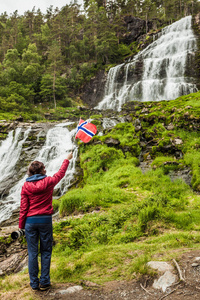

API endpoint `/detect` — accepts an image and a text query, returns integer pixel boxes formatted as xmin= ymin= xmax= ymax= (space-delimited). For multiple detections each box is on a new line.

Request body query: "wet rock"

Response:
xmin=81 ymin=70 xmax=107 ymax=108
xmin=15 ymin=256 xmax=28 ymax=273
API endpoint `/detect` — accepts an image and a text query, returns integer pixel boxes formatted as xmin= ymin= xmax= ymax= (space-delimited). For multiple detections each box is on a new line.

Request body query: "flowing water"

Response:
xmin=0 ymin=127 xmax=31 ymax=183
xmin=0 ymin=123 xmax=78 ymax=224
xmin=96 ymin=16 xmax=198 ymax=111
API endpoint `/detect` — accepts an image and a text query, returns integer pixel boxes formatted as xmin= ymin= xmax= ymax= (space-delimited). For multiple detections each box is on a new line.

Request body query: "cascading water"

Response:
xmin=35 ymin=122 xmax=77 ymax=195
xmin=0 ymin=127 xmax=31 ymax=183
xmin=96 ymin=16 xmax=198 ymax=111
xmin=0 ymin=123 xmax=78 ymax=224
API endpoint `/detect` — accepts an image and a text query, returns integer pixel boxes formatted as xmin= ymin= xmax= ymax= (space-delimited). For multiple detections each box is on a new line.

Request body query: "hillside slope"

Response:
xmin=1 ymin=92 xmax=200 ymax=299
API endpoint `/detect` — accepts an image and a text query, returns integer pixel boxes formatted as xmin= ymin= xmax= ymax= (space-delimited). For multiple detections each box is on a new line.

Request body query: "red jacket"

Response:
xmin=19 ymin=159 xmax=70 ymax=229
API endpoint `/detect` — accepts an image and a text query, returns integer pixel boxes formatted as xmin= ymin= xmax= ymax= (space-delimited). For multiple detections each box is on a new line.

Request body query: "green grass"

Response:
xmin=51 ymin=229 xmax=200 ymax=284
xmin=54 ymin=92 xmax=200 ymax=283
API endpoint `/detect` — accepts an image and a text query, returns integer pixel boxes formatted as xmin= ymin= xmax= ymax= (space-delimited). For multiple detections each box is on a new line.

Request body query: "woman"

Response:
xmin=19 ymin=152 xmax=73 ymax=291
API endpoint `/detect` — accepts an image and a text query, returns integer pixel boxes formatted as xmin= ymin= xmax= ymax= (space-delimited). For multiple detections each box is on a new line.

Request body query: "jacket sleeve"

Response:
xmin=19 ymin=186 xmax=29 ymax=229
xmin=50 ymin=159 xmax=70 ymax=187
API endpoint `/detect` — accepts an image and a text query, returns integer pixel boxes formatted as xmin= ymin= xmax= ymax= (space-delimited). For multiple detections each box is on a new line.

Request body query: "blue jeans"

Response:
xmin=25 ymin=215 xmax=53 ymax=289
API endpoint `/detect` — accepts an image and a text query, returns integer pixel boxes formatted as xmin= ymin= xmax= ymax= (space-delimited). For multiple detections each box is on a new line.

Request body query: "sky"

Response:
xmin=0 ymin=0 xmax=84 ymax=16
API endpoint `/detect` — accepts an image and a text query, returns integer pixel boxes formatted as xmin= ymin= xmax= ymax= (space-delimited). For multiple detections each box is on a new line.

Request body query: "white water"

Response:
xmin=0 ymin=123 xmax=78 ymax=224
xmin=96 ymin=16 xmax=198 ymax=111
xmin=0 ymin=127 xmax=31 ymax=183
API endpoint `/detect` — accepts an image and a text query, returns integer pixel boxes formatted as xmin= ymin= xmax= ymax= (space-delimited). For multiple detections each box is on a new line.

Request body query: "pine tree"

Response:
xmin=41 ymin=40 xmax=65 ymax=109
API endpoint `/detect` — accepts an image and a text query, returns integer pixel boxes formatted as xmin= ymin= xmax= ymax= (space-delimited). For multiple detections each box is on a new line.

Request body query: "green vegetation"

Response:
xmin=46 ymin=92 xmax=200 ymax=284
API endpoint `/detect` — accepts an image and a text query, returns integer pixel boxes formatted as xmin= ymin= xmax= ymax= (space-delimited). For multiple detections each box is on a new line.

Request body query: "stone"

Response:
xmin=194 ymin=257 xmax=200 ymax=261
xmin=134 ymin=118 xmax=141 ymax=126
xmin=141 ymin=108 xmax=149 ymax=113
xmin=104 ymin=138 xmax=120 ymax=145
xmin=153 ymin=271 xmax=177 ymax=292
xmin=147 ymin=261 xmax=174 ymax=273
xmin=166 ymin=123 xmax=174 ymax=130
xmin=173 ymin=138 xmax=183 ymax=145
xmin=81 ymin=280 xmax=99 ymax=287
xmin=0 ymin=250 xmax=27 ymax=276
xmin=135 ymin=125 xmax=142 ymax=132
xmin=59 ymin=285 xmax=83 ymax=294
xmin=191 ymin=263 xmax=199 ymax=267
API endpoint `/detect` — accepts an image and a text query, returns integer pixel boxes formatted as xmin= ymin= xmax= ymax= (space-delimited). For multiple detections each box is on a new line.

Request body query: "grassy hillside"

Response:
xmin=50 ymin=91 xmax=200 ymax=283
xmin=0 ymin=91 xmax=200 ymax=296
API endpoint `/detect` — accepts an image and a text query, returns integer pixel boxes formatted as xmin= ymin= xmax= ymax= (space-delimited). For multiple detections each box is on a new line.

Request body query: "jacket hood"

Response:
xmin=26 ymin=174 xmax=47 ymax=182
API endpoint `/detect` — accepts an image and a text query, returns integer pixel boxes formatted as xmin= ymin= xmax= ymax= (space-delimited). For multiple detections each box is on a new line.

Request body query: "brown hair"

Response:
xmin=28 ymin=161 xmax=46 ymax=176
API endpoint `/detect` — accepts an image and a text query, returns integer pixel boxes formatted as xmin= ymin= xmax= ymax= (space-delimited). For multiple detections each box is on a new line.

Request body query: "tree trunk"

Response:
xmin=146 ymin=13 xmax=148 ymax=34
xmin=53 ymin=65 xmax=56 ymax=109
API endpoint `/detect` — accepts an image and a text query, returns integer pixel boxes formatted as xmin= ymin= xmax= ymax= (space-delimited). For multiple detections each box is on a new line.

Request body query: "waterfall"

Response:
xmin=35 ymin=122 xmax=77 ymax=194
xmin=96 ymin=16 xmax=198 ymax=111
xmin=0 ymin=127 xmax=31 ymax=183
xmin=0 ymin=123 xmax=77 ymax=224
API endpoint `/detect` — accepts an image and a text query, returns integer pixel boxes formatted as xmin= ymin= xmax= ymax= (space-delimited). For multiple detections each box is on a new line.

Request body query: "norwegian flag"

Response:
xmin=75 ymin=119 xmax=97 ymax=143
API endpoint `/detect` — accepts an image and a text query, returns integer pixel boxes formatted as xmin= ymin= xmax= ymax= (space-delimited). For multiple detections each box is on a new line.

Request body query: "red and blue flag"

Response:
xmin=75 ymin=119 xmax=97 ymax=143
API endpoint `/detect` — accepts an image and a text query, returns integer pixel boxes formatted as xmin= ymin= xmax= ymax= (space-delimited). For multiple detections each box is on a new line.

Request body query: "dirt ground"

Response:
xmin=1 ymin=249 xmax=200 ymax=300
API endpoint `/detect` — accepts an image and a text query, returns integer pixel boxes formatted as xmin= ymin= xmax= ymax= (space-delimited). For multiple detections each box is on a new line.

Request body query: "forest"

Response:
xmin=0 ymin=0 xmax=200 ymax=116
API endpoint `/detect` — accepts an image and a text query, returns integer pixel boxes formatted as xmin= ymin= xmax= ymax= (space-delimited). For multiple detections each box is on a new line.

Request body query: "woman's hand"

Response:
xmin=67 ymin=152 xmax=73 ymax=160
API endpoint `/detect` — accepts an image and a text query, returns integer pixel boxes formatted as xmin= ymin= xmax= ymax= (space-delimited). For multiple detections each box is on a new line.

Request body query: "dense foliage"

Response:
xmin=0 ymin=0 xmax=199 ymax=114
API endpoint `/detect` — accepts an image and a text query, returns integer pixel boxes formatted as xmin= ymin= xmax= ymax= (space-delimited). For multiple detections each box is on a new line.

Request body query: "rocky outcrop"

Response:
xmin=123 ymin=16 xmax=147 ymax=44
xmin=81 ymin=70 xmax=107 ymax=108
xmin=195 ymin=12 xmax=200 ymax=29
xmin=193 ymin=13 xmax=200 ymax=89
xmin=123 ymin=16 xmax=163 ymax=46
xmin=0 ymin=225 xmax=28 ymax=276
